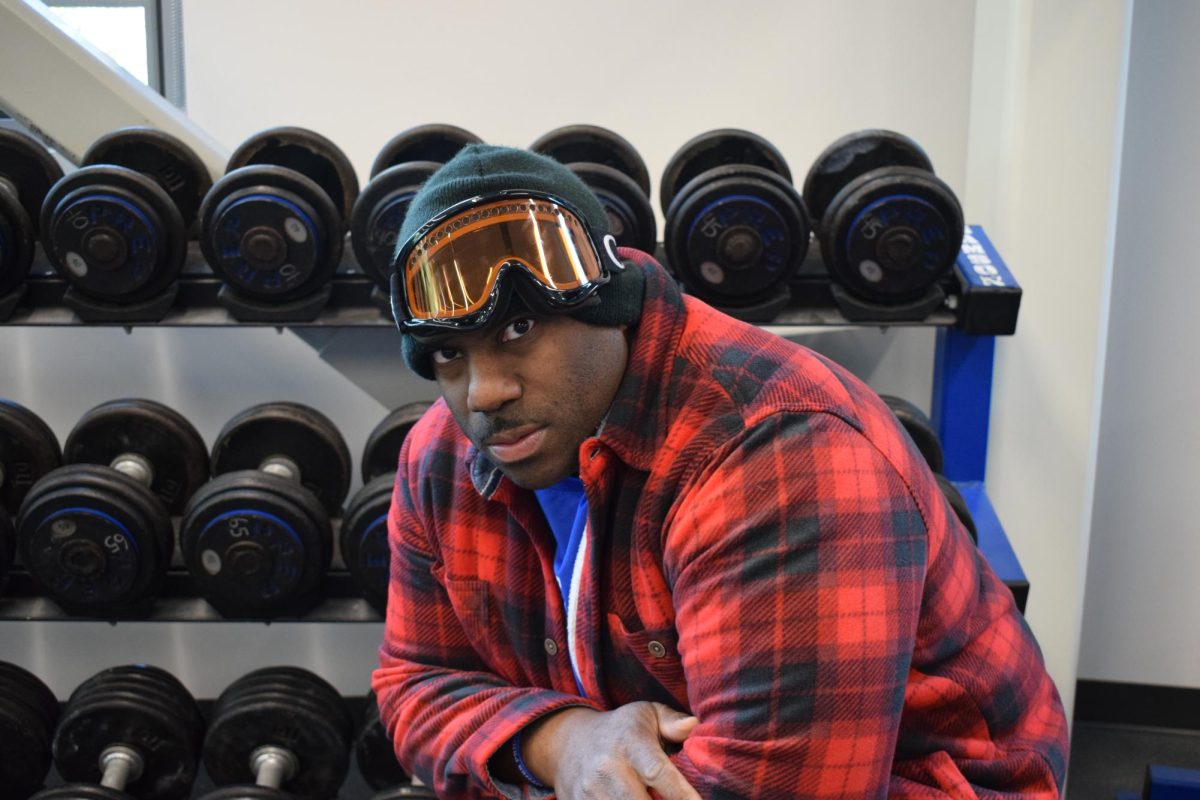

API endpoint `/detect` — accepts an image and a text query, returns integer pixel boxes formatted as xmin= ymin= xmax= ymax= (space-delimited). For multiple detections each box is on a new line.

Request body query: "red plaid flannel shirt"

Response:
xmin=373 ymin=250 xmax=1068 ymax=799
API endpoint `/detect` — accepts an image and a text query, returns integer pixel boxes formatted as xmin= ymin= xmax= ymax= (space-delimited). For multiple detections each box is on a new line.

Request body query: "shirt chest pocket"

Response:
xmin=605 ymin=612 xmax=689 ymax=709
xmin=436 ymin=571 xmax=554 ymax=688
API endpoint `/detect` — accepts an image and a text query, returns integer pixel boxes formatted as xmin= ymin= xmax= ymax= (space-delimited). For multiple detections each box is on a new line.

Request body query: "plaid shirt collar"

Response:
xmin=466 ymin=254 xmax=685 ymax=498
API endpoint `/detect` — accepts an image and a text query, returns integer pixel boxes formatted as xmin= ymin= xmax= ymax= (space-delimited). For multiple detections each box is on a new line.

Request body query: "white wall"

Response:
xmin=1077 ymin=0 xmax=1200 ymax=689
xmin=963 ymin=0 xmax=1132 ymax=721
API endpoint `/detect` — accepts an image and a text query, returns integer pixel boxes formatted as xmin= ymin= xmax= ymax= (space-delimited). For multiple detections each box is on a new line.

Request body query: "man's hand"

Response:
xmin=522 ymin=702 xmax=701 ymax=799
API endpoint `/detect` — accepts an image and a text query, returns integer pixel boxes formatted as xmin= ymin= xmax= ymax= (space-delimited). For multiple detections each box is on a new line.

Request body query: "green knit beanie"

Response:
xmin=394 ymin=144 xmax=645 ymax=380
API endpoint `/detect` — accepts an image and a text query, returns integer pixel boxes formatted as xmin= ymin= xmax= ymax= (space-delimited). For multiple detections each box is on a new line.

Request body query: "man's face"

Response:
xmin=426 ymin=312 xmax=629 ymax=489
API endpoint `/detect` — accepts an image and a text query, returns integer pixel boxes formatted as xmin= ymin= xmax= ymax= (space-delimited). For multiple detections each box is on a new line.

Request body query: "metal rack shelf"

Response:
xmin=2 ymin=226 xmax=1017 ymax=333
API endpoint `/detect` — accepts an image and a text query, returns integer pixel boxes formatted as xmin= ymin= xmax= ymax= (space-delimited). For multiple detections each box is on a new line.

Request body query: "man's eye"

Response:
xmin=430 ymin=347 xmax=461 ymax=365
xmin=501 ymin=317 xmax=536 ymax=342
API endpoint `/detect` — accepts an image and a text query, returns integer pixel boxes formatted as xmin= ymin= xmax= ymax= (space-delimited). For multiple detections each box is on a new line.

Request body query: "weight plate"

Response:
xmin=370 ymin=124 xmax=482 ymax=179
xmin=356 ymin=691 xmax=408 ymax=790
xmin=54 ymin=664 xmax=202 ymax=800
xmin=199 ymin=165 xmax=342 ymax=303
xmin=880 ymin=394 xmax=944 ymax=473
xmin=659 ymin=129 xmax=791 ymax=215
xmin=194 ymin=788 xmax=293 ymax=800
xmin=665 ymin=164 xmax=809 ymax=306
xmin=64 ymin=398 xmax=209 ymax=516
xmin=228 ymin=127 xmax=359 ymax=230
xmin=205 ymin=667 xmax=351 ymax=800
xmin=802 ymin=129 xmax=933 ymax=228
xmin=181 ymin=471 xmax=331 ymax=618
xmin=531 ymin=124 xmax=652 ymax=198
xmin=29 ymin=785 xmax=133 ymax=800
xmin=84 ymin=127 xmax=213 ymax=234
xmin=350 ymin=162 xmax=440 ymax=292
xmin=40 ymin=166 xmax=187 ymax=303
xmin=822 ymin=167 xmax=963 ymax=304
xmin=568 ymin=162 xmax=657 ymax=253
xmin=0 ymin=661 xmax=58 ymax=800
xmin=935 ymin=474 xmax=978 ymax=544
xmin=0 ymin=399 xmax=62 ymax=515
xmin=0 ymin=189 xmax=36 ymax=297
xmin=0 ymin=661 xmax=60 ymax=740
xmin=17 ymin=465 xmax=172 ymax=616
xmin=0 ymin=504 xmax=12 ymax=587
xmin=362 ymin=402 xmax=431 ymax=483
xmin=371 ymin=786 xmax=439 ymax=800
xmin=211 ymin=402 xmax=351 ymax=516
xmin=0 ymin=128 xmax=65 ymax=235
xmin=341 ymin=474 xmax=395 ymax=615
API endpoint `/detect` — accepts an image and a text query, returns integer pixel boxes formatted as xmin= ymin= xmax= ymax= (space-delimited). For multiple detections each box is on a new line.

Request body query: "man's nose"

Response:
xmin=466 ymin=356 xmax=521 ymax=413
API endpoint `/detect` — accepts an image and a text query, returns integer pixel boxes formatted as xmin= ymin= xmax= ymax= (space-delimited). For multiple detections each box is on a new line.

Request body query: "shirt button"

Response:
xmin=647 ymin=640 xmax=667 ymax=658
xmin=544 ymin=638 xmax=559 ymax=656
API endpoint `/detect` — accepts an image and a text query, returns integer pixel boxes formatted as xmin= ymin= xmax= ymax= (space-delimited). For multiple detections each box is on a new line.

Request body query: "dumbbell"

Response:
xmin=1 ymin=400 xmax=62 ymax=589
xmin=40 ymin=127 xmax=212 ymax=309
xmin=342 ymin=402 xmax=430 ymax=615
xmin=355 ymin=691 xmax=410 ymax=791
xmin=16 ymin=399 xmax=208 ymax=616
xmin=181 ymin=402 xmax=351 ymax=617
xmin=201 ymin=667 xmax=353 ymax=799
xmin=660 ymin=129 xmax=811 ymax=310
xmin=878 ymin=395 xmax=977 ymax=542
xmin=934 ymin=474 xmax=977 ymax=543
xmin=31 ymin=664 xmax=204 ymax=800
xmin=0 ymin=661 xmax=60 ymax=800
xmin=0 ymin=130 xmax=64 ymax=303
xmin=370 ymin=787 xmax=437 ymax=799
xmin=351 ymin=125 xmax=482 ymax=295
xmin=199 ymin=127 xmax=359 ymax=306
xmin=530 ymin=124 xmax=657 ymax=253
xmin=879 ymin=395 xmax=943 ymax=473
xmin=802 ymin=130 xmax=964 ymax=304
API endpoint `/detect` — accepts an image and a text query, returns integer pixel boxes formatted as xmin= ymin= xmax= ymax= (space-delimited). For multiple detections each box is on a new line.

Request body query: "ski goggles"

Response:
xmin=390 ymin=191 xmax=616 ymax=331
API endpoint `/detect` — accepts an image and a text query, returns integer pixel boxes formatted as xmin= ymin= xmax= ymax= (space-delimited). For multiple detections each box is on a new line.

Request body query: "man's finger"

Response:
xmin=653 ymin=703 xmax=699 ymax=743
xmin=632 ymin=750 xmax=701 ymax=800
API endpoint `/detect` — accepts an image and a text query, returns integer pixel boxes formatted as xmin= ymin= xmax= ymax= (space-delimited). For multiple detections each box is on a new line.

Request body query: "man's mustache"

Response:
xmin=470 ymin=415 xmax=531 ymax=441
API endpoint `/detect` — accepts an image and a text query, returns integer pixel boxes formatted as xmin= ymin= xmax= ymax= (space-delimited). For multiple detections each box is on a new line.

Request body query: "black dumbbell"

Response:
xmin=0 ymin=660 xmax=60 ymax=800
xmin=355 ymin=691 xmax=409 ymax=791
xmin=370 ymin=786 xmax=437 ymax=799
xmin=660 ymin=129 xmax=811 ymax=310
xmin=802 ymin=130 xmax=964 ymax=304
xmin=17 ymin=399 xmax=208 ymax=616
xmin=181 ymin=402 xmax=350 ymax=617
xmin=530 ymin=124 xmax=657 ymax=253
xmin=0 ymin=400 xmax=63 ymax=513
xmin=878 ymin=395 xmax=977 ymax=543
xmin=202 ymin=667 xmax=353 ymax=800
xmin=40 ymin=127 xmax=212 ymax=307
xmin=351 ymin=125 xmax=482 ymax=295
xmin=0 ymin=399 xmax=62 ymax=590
xmin=200 ymin=127 xmax=359 ymax=305
xmin=0 ymin=504 xmax=12 ymax=590
xmin=879 ymin=394 xmax=943 ymax=474
xmin=31 ymin=664 xmax=204 ymax=800
xmin=341 ymin=402 xmax=430 ymax=615
xmin=934 ymin=474 xmax=978 ymax=543
xmin=0 ymin=130 xmax=64 ymax=303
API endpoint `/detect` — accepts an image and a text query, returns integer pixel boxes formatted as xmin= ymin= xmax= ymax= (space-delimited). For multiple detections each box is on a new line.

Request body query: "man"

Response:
xmin=372 ymin=144 xmax=1068 ymax=799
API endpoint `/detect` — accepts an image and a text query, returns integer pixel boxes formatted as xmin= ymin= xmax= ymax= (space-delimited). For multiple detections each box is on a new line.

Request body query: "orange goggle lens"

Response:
xmin=403 ymin=197 xmax=605 ymax=322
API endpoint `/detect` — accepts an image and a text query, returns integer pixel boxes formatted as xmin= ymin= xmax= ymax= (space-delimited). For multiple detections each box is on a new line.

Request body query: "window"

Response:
xmin=13 ymin=1 xmax=186 ymax=107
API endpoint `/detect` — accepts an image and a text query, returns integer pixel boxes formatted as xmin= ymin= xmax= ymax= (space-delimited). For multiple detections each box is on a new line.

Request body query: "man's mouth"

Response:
xmin=483 ymin=425 xmax=548 ymax=464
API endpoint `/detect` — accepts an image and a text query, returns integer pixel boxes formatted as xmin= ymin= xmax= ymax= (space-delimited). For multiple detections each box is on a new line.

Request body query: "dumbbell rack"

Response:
xmin=0 ymin=224 xmax=1028 ymax=620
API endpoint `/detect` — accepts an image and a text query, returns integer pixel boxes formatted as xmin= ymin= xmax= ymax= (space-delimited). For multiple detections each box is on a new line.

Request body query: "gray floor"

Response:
xmin=1067 ymin=721 xmax=1200 ymax=799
